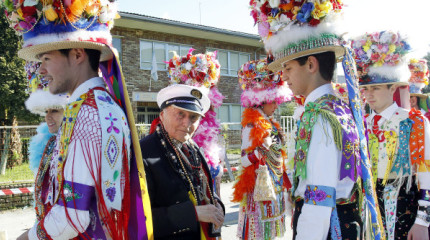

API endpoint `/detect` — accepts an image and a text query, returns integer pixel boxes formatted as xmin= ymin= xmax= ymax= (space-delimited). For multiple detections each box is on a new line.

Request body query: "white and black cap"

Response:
xmin=157 ymin=84 xmax=210 ymax=116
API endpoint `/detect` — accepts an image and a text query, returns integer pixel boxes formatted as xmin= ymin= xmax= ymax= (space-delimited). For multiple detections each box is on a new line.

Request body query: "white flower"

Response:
xmin=268 ymin=0 xmax=280 ymax=8
xmin=184 ymin=62 xmax=192 ymax=71
xmin=379 ymin=32 xmax=393 ymax=44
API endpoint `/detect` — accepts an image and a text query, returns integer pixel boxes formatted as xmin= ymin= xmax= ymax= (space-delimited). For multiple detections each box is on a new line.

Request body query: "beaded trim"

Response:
xmin=273 ymin=34 xmax=341 ymax=61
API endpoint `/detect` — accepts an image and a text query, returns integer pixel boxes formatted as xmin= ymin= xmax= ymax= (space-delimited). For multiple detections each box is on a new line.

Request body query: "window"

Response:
xmin=140 ymin=40 xmax=192 ymax=70
xmin=112 ymin=37 xmax=122 ymax=63
xmin=136 ymin=106 xmax=160 ymax=124
xmin=208 ymin=49 xmax=251 ymax=76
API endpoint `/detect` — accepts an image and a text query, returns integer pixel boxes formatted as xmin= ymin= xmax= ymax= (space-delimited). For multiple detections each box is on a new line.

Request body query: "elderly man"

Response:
xmin=140 ymin=84 xmax=225 ymax=239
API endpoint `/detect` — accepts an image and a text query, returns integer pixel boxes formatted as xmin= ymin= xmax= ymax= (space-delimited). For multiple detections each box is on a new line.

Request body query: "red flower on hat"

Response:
xmin=309 ymin=18 xmax=320 ymax=26
xmin=260 ymin=2 xmax=271 ymax=15
xmin=21 ymin=6 xmax=37 ymax=18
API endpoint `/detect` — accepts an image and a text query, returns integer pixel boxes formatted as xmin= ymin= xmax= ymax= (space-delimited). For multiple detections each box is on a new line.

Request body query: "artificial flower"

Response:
xmin=268 ymin=0 xmax=280 ymax=8
xmin=297 ymin=2 xmax=314 ymax=23
xmin=43 ymin=5 xmax=58 ymax=21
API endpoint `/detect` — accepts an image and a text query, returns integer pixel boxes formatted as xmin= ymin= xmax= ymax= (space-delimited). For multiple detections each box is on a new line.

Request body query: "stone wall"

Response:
xmin=0 ymin=182 xmax=33 ymax=211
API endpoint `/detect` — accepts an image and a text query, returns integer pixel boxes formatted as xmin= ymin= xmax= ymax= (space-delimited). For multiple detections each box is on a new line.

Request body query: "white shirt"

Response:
xmin=368 ymin=102 xmax=430 ymax=227
xmin=29 ymin=77 xmax=107 ymax=239
xmin=294 ymin=84 xmax=355 ymax=240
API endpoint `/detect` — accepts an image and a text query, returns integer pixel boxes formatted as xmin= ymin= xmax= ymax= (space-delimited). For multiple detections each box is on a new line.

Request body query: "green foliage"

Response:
xmin=0 ymin=6 xmax=39 ymax=123
xmin=279 ymin=101 xmax=296 ymax=116
xmin=0 ymin=163 xmax=33 ymax=183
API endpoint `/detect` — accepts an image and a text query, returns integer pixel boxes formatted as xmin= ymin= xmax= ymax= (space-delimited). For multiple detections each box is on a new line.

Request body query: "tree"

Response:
xmin=0 ymin=6 xmax=39 ymax=123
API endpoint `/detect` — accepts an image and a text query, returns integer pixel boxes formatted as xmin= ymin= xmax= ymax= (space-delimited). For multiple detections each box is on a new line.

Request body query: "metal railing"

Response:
xmin=0 ymin=118 xmax=297 ymax=184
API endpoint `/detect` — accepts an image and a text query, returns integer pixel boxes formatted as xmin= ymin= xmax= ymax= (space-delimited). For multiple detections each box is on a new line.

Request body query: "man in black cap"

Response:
xmin=140 ymin=84 xmax=225 ymax=239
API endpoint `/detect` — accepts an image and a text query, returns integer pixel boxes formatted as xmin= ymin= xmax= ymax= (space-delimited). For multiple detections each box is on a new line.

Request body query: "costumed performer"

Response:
xmin=249 ymin=0 xmax=385 ymax=239
xmin=232 ymin=58 xmax=292 ymax=240
xmin=354 ymin=31 xmax=430 ymax=240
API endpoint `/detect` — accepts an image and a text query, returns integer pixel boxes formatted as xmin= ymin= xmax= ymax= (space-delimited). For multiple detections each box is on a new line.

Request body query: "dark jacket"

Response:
xmin=140 ymin=131 xmax=224 ymax=240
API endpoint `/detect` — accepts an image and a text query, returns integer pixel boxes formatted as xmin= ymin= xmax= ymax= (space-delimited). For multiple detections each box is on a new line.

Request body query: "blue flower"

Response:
xmin=297 ymin=3 xmax=314 ymax=23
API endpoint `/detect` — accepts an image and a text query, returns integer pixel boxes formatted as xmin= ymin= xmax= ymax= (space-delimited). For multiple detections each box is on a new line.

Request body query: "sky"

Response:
xmin=118 ymin=0 xmax=430 ymax=57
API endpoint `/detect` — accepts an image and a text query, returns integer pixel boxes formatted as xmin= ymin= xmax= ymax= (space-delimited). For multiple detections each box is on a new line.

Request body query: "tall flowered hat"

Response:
xmin=2 ymin=0 xmax=118 ymax=62
xmin=167 ymin=49 xmax=220 ymax=89
xmin=238 ymin=59 xmax=292 ymax=107
xmin=165 ymin=50 xmax=225 ymax=172
xmin=352 ymin=31 xmax=411 ymax=86
xmin=23 ymin=61 xmax=68 ymax=116
xmin=408 ymin=58 xmax=429 ymax=97
xmin=250 ymin=0 xmax=345 ymax=71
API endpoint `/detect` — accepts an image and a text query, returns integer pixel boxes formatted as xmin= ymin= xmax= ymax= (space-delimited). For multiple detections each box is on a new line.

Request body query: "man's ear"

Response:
xmin=389 ymin=84 xmax=398 ymax=95
xmin=69 ymin=48 xmax=86 ymax=65
xmin=307 ymin=56 xmax=319 ymax=73
xmin=159 ymin=109 xmax=164 ymax=122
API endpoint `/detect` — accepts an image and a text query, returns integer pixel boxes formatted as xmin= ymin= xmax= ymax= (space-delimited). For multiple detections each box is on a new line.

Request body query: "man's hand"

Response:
xmin=16 ymin=229 xmax=29 ymax=240
xmin=195 ymin=203 xmax=224 ymax=229
xmin=407 ymin=224 xmax=429 ymax=240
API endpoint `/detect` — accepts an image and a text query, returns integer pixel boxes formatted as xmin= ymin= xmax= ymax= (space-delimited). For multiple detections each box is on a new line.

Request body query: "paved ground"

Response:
xmin=0 ymin=181 xmax=292 ymax=240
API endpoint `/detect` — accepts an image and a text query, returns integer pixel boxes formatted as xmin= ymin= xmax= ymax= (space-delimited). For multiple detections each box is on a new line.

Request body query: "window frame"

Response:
xmin=139 ymin=39 xmax=193 ymax=71
xmin=207 ymin=48 xmax=251 ymax=77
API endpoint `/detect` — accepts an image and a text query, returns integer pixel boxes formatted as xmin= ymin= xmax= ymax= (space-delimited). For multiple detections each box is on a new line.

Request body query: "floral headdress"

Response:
xmin=238 ymin=59 xmax=292 ymax=107
xmin=352 ymin=31 xmax=411 ymax=86
xmin=250 ymin=0 xmax=345 ymax=71
xmin=2 ymin=0 xmax=118 ymax=61
xmin=167 ymin=49 xmax=220 ymax=89
xmin=408 ymin=58 xmax=429 ymax=96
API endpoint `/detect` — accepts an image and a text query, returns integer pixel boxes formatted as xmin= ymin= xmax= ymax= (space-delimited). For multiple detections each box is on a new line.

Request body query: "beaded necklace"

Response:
xmin=157 ymin=125 xmax=215 ymax=204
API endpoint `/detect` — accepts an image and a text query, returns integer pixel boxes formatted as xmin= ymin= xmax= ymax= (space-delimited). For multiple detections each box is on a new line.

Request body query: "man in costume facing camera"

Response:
xmin=140 ymin=84 xmax=225 ymax=239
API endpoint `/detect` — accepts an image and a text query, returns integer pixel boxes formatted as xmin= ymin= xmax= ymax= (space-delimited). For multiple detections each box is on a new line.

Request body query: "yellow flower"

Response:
xmin=312 ymin=1 xmax=332 ymax=20
xmin=376 ymin=60 xmax=384 ymax=67
xmin=363 ymin=40 xmax=372 ymax=52
xmin=204 ymin=81 xmax=210 ymax=88
xmin=17 ymin=8 xmax=24 ymax=19
xmin=191 ymin=56 xmax=196 ymax=64
xmin=43 ymin=5 xmax=58 ymax=21
xmin=388 ymin=44 xmax=396 ymax=54
xmin=292 ymin=6 xmax=300 ymax=20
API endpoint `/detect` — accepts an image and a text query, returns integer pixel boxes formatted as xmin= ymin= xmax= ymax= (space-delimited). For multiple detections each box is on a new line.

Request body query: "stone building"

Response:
xmin=112 ymin=12 xmax=266 ymax=125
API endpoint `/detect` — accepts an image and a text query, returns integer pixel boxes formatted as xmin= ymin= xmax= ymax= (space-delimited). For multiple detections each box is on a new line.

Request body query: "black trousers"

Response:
xmin=376 ymin=178 xmax=420 ymax=240
xmin=292 ymin=199 xmax=363 ymax=240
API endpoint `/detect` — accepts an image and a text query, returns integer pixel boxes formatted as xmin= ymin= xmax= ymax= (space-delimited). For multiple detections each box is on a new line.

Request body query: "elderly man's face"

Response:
xmin=160 ymin=105 xmax=201 ymax=142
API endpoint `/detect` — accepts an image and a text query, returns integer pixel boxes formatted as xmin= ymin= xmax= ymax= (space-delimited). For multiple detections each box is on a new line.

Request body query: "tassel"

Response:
xmin=319 ymin=109 xmax=343 ymax=150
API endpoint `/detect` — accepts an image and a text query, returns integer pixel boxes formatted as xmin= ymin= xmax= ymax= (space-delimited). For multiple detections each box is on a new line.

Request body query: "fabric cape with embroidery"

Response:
xmin=28 ymin=51 xmax=153 ymax=239
xmin=233 ymin=108 xmax=291 ymax=240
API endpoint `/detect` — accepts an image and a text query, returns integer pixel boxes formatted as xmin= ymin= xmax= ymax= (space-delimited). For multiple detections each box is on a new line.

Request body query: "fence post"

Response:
xmin=0 ymin=130 xmax=11 ymax=175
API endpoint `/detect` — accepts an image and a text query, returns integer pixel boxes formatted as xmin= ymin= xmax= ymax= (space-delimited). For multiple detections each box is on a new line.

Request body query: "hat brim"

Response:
xmin=171 ymin=104 xmax=205 ymax=117
xmin=18 ymin=41 xmax=113 ymax=62
xmin=410 ymin=93 xmax=428 ymax=98
xmin=359 ymin=82 xmax=409 ymax=87
xmin=268 ymin=46 xmax=345 ymax=72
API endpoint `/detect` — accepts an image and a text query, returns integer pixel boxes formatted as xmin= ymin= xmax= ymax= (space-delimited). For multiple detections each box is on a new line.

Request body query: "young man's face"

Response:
xmin=361 ymin=85 xmax=396 ymax=114
xmin=281 ymin=60 xmax=311 ymax=96
xmin=38 ymin=50 xmax=74 ymax=95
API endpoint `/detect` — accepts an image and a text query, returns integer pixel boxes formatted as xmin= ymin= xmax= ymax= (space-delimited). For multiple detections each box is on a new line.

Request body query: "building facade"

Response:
xmin=112 ymin=12 xmax=266 ymax=125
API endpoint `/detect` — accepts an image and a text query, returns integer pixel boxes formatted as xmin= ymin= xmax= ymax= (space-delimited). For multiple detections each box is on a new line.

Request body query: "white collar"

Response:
xmin=369 ymin=102 xmax=399 ymax=120
xmin=304 ymin=83 xmax=335 ymax=105
xmin=69 ymin=77 xmax=105 ymax=102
